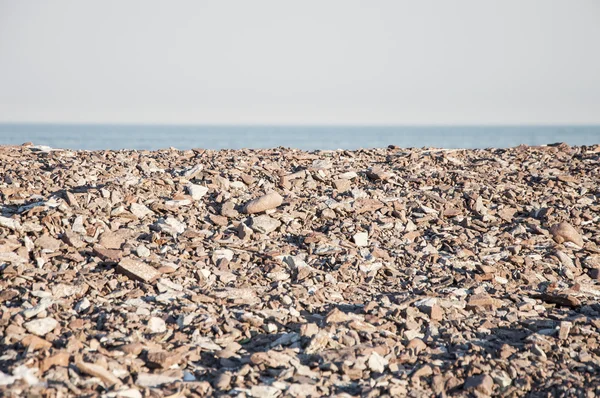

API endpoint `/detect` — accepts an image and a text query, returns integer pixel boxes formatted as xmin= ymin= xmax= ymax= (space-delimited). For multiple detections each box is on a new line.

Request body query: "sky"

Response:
xmin=0 ymin=0 xmax=599 ymax=125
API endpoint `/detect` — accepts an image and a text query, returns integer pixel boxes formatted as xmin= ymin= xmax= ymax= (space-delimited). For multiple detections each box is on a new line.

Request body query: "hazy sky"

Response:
xmin=0 ymin=0 xmax=599 ymax=125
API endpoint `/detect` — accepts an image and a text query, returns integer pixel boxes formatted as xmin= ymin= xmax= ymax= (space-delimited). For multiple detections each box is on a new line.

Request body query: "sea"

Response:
xmin=0 ymin=124 xmax=598 ymax=151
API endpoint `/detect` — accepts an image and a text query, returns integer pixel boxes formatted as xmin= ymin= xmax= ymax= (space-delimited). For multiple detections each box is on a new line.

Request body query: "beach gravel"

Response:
xmin=1 ymin=142 xmax=600 ymax=396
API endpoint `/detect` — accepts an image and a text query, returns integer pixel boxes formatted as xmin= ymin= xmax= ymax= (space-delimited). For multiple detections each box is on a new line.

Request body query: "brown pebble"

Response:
xmin=549 ymin=221 xmax=584 ymax=247
xmin=75 ymin=360 xmax=123 ymax=387
xmin=243 ymin=192 xmax=283 ymax=214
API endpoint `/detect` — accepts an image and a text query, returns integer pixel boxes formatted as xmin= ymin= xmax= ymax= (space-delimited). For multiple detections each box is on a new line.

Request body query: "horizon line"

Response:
xmin=1 ymin=122 xmax=600 ymax=128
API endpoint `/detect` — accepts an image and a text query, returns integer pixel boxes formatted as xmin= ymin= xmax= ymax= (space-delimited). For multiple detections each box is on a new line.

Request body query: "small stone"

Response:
xmin=0 ymin=216 xmax=22 ymax=231
xmin=286 ymin=384 xmax=319 ymax=398
xmin=588 ymin=268 xmax=600 ymax=280
xmin=182 ymin=164 xmax=203 ymax=178
xmin=367 ymin=351 xmax=388 ymax=373
xmin=300 ymin=323 xmax=319 ymax=338
xmin=75 ymin=298 xmax=91 ymax=312
xmin=72 ymin=215 xmax=86 ymax=234
xmin=62 ymin=231 xmax=85 ymax=248
xmin=406 ymin=338 xmax=427 ymax=355
xmin=213 ymin=372 xmax=232 ymax=390
xmin=166 ymin=198 xmax=192 ymax=207
xmin=264 ymin=323 xmax=278 ymax=333
xmin=40 ymin=351 xmax=69 ymax=372
xmin=147 ymin=317 xmax=167 ymax=334
xmin=549 ymin=221 xmax=584 ymax=247
xmin=136 ymin=372 xmax=180 ymax=387
xmin=10 ymin=366 xmax=40 ymax=386
xmin=130 ymin=203 xmax=154 ymax=219
xmin=339 ymin=171 xmax=358 ymax=179
xmin=411 ymin=364 xmax=433 ymax=380
xmin=243 ymin=192 xmax=283 ymax=214
xmin=250 ymin=385 xmax=281 ymax=398
xmin=353 ymin=232 xmax=368 ymax=247
xmin=21 ymin=335 xmax=52 ymax=350
xmin=311 ymin=159 xmax=332 ymax=170
xmin=532 ymin=344 xmax=547 ymax=360
xmin=432 ymin=375 xmax=446 ymax=395
xmin=559 ymin=321 xmax=572 ymax=340
xmin=230 ymin=181 xmax=247 ymax=190
xmin=491 ymin=370 xmax=512 ymax=389
xmin=76 ymin=360 xmax=122 ymax=387
xmin=117 ymin=258 xmax=161 ymax=283
xmin=212 ymin=249 xmax=234 ymax=263
xmin=113 ymin=389 xmax=142 ymax=398
xmin=325 ymin=308 xmax=354 ymax=323
xmin=366 ymin=167 xmax=391 ymax=181
xmin=23 ymin=317 xmax=58 ymax=336
xmin=424 ymin=304 xmax=443 ymax=321
xmin=220 ymin=202 xmax=238 ymax=218
xmin=305 ymin=330 xmax=330 ymax=354
xmin=210 ymin=214 xmax=229 ymax=226
xmin=117 ymin=342 xmax=145 ymax=356
xmin=136 ymin=245 xmax=151 ymax=258
xmin=237 ymin=222 xmax=253 ymax=239
xmin=93 ymin=245 xmax=123 ymax=262
xmin=333 ymin=179 xmax=351 ymax=192
xmin=187 ymin=184 xmax=209 ymax=200
xmin=467 ymin=293 xmax=496 ymax=311
xmin=250 ymin=215 xmax=281 ymax=234
xmin=154 ymin=217 xmax=186 ymax=235
xmin=35 ymin=235 xmax=61 ymax=251
xmin=98 ymin=231 xmax=126 ymax=249
xmin=535 ymin=293 xmax=581 ymax=308
xmin=464 ymin=374 xmax=494 ymax=395
xmin=22 ymin=297 xmax=52 ymax=319
xmin=146 ymin=350 xmax=180 ymax=368
xmin=52 ymin=283 xmax=86 ymax=299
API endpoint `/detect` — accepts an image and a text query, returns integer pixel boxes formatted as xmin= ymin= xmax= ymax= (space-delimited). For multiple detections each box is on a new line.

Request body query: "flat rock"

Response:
xmin=93 ymin=245 xmax=123 ymax=262
xmin=0 ymin=216 xmax=22 ymax=231
xmin=333 ymin=179 xmax=351 ymax=192
xmin=130 ymin=203 xmax=154 ymax=219
xmin=250 ymin=385 xmax=281 ymax=398
xmin=75 ymin=361 xmax=122 ymax=387
xmin=154 ymin=217 xmax=186 ymax=235
xmin=221 ymin=201 xmax=239 ymax=217
xmin=250 ymin=215 xmax=281 ymax=234
xmin=146 ymin=350 xmax=180 ymax=368
xmin=136 ymin=372 xmax=180 ymax=387
xmin=35 ymin=235 xmax=61 ymax=251
xmin=147 ymin=316 xmax=167 ymax=334
xmin=117 ymin=258 xmax=161 ymax=283
xmin=24 ymin=317 xmax=58 ymax=336
xmin=353 ymin=232 xmax=368 ymax=247
xmin=187 ymin=183 xmax=209 ymax=200
xmin=366 ymin=167 xmax=392 ymax=181
xmin=467 ymin=293 xmax=496 ymax=311
xmin=368 ymin=351 xmax=388 ymax=373
xmin=98 ymin=230 xmax=129 ymax=249
xmin=464 ymin=374 xmax=494 ymax=395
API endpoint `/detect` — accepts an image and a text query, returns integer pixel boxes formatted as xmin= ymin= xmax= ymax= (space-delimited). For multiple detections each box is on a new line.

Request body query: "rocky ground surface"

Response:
xmin=1 ymin=143 xmax=600 ymax=397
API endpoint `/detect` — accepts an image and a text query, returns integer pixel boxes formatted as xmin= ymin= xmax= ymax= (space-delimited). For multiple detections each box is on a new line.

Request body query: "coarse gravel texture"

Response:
xmin=1 ymin=142 xmax=600 ymax=397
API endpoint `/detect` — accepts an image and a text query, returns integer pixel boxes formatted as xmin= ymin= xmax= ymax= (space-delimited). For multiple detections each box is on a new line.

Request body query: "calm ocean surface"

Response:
xmin=0 ymin=124 xmax=598 ymax=151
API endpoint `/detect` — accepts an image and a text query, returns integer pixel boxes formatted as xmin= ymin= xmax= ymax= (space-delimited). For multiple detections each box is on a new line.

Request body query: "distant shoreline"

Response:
xmin=0 ymin=124 xmax=599 ymax=151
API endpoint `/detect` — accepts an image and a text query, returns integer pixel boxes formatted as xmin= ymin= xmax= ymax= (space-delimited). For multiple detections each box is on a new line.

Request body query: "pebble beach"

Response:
xmin=1 ymin=142 xmax=600 ymax=397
